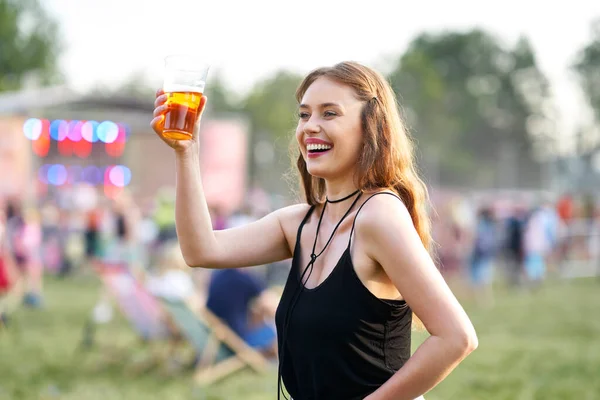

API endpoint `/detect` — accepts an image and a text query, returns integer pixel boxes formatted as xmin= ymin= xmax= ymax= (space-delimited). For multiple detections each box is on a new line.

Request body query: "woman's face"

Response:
xmin=296 ymin=77 xmax=364 ymax=181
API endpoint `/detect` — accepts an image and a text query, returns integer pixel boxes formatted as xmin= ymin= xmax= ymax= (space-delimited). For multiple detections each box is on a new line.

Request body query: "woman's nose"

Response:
xmin=303 ymin=117 xmax=321 ymax=134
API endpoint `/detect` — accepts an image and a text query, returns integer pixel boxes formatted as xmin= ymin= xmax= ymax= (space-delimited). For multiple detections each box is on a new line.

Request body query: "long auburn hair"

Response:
xmin=293 ymin=61 xmax=432 ymax=252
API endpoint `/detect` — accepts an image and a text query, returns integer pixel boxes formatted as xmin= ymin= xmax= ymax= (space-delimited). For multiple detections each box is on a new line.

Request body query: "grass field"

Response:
xmin=0 ymin=274 xmax=598 ymax=400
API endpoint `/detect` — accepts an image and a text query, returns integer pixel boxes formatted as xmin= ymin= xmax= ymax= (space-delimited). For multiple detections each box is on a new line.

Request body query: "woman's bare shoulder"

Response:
xmin=273 ymin=203 xmax=313 ymax=233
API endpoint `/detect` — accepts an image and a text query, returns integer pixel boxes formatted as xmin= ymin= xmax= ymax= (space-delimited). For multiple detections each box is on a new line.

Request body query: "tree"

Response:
xmin=573 ymin=19 xmax=600 ymax=124
xmin=389 ymin=30 xmax=555 ymax=188
xmin=204 ymin=70 xmax=242 ymax=116
xmin=242 ymin=70 xmax=303 ymax=142
xmin=241 ymin=70 xmax=303 ymax=194
xmin=0 ymin=0 xmax=62 ymax=92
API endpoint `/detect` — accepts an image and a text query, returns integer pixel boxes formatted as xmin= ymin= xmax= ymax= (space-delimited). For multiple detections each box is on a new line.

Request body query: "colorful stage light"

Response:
xmin=108 ymin=165 xmax=132 ymax=187
xmin=49 ymin=120 xmax=69 ymax=141
xmin=32 ymin=129 xmax=51 ymax=157
xmin=82 ymin=166 xmax=103 ymax=185
xmin=23 ymin=118 xmax=42 ymax=140
xmin=47 ymin=164 xmax=68 ymax=186
xmin=74 ymin=137 xmax=92 ymax=158
xmin=81 ymin=121 xmax=99 ymax=143
xmin=67 ymin=120 xmax=84 ymax=142
xmin=97 ymin=121 xmax=119 ymax=143
xmin=38 ymin=164 xmax=51 ymax=184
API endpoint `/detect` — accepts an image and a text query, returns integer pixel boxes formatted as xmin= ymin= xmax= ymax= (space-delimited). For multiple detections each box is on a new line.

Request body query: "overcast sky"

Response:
xmin=44 ymin=0 xmax=600 ymax=136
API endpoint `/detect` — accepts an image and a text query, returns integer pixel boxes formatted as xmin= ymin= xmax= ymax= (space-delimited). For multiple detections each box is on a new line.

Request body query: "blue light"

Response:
xmin=23 ymin=118 xmax=42 ymax=140
xmin=82 ymin=166 xmax=102 ymax=185
xmin=47 ymin=164 xmax=68 ymax=186
xmin=97 ymin=121 xmax=118 ymax=143
xmin=50 ymin=120 xmax=69 ymax=141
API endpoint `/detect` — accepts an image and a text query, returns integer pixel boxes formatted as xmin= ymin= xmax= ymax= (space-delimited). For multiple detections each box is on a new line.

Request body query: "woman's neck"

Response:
xmin=322 ymin=181 xmax=361 ymax=223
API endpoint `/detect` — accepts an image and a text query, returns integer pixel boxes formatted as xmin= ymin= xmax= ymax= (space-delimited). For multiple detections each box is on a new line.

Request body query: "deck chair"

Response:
xmin=80 ymin=262 xmax=175 ymax=371
xmin=160 ymin=298 xmax=270 ymax=385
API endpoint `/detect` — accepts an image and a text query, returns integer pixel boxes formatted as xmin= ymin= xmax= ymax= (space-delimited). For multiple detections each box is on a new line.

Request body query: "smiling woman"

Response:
xmin=151 ymin=61 xmax=477 ymax=400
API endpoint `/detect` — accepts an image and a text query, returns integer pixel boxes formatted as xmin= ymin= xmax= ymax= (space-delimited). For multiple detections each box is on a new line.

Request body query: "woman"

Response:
xmin=151 ymin=61 xmax=477 ymax=400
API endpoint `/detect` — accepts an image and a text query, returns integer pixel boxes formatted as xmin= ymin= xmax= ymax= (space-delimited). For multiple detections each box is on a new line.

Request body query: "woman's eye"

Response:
xmin=298 ymin=112 xmax=309 ymax=119
xmin=324 ymin=111 xmax=337 ymax=117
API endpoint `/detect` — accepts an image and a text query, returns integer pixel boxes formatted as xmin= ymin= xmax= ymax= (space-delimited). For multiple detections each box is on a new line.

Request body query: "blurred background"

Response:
xmin=0 ymin=0 xmax=599 ymax=399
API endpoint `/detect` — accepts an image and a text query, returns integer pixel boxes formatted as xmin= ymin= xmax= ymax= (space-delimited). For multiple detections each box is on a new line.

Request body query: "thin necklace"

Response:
xmin=326 ymin=189 xmax=361 ymax=204
xmin=277 ymin=191 xmax=362 ymax=400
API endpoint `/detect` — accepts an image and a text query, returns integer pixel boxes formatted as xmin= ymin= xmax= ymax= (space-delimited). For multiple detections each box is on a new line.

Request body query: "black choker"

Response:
xmin=326 ymin=189 xmax=361 ymax=204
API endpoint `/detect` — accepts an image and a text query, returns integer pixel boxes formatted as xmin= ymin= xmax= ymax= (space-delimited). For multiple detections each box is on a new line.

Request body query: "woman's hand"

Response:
xmin=150 ymin=89 xmax=208 ymax=155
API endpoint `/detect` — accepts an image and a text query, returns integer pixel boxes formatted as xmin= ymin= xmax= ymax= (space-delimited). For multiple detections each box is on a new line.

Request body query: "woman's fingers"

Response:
xmin=150 ymin=115 xmax=164 ymax=135
xmin=154 ymin=93 xmax=167 ymax=108
xmin=153 ymin=104 xmax=167 ymax=118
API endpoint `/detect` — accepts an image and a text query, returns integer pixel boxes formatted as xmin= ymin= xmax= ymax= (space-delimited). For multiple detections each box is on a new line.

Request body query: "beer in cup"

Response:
xmin=162 ymin=55 xmax=209 ymax=140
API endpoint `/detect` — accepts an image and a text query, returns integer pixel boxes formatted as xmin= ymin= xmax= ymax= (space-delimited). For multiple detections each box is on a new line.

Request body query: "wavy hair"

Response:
xmin=293 ymin=61 xmax=432 ymax=252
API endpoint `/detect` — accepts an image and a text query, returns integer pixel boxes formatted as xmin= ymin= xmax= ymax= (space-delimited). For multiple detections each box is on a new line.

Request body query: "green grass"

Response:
xmin=1 ymin=275 xmax=598 ymax=399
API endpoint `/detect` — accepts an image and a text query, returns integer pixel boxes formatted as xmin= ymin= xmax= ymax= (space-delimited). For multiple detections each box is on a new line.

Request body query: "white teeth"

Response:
xmin=307 ymin=143 xmax=332 ymax=151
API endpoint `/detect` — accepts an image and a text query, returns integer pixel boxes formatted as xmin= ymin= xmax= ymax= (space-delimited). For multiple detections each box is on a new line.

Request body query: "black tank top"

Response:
xmin=275 ymin=193 xmax=413 ymax=400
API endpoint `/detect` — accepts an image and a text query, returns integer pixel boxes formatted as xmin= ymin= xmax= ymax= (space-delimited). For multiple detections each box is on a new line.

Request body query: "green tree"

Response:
xmin=241 ymin=70 xmax=303 ymax=194
xmin=389 ymin=30 xmax=554 ymax=188
xmin=242 ymin=70 xmax=303 ymax=142
xmin=573 ymin=19 xmax=600 ymax=123
xmin=0 ymin=0 xmax=62 ymax=92
xmin=204 ymin=70 xmax=242 ymax=115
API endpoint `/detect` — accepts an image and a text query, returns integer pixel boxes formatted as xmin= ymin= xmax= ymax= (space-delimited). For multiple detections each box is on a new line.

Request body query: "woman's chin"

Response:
xmin=306 ymin=164 xmax=328 ymax=179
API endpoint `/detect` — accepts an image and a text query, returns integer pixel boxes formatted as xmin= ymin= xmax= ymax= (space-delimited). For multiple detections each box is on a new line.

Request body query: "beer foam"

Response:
xmin=163 ymin=83 xmax=205 ymax=94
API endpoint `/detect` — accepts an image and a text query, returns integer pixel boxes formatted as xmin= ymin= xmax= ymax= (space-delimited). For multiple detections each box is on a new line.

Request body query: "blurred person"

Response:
xmin=84 ymin=207 xmax=102 ymax=264
xmin=468 ymin=207 xmax=497 ymax=304
xmin=103 ymin=194 xmax=143 ymax=277
xmin=503 ymin=204 xmax=527 ymax=287
xmin=146 ymin=241 xmax=204 ymax=308
xmin=154 ymin=188 xmax=177 ymax=244
xmin=4 ymin=201 xmax=27 ymax=277
xmin=40 ymin=203 xmax=62 ymax=274
xmin=137 ymin=206 xmax=159 ymax=270
xmin=523 ymin=202 xmax=559 ymax=286
xmin=0 ymin=207 xmax=19 ymax=326
xmin=556 ymin=192 xmax=574 ymax=268
xmin=0 ymin=208 xmax=17 ymax=297
xmin=208 ymin=205 xmax=228 ymax=231
xmin=151 ymin=61 xmax=477 ymax=400
xmin=3 ymin=202 xmax=45 ymax=307
xmin=228 ymin=201 xmax=258 ymax=229
xmin=206 ymin=267 xmax=279 ymax=359
xmin=436 ymin=197 xmax=472 ymax=278
xmin=20 ymin=207 xmax=44 ymax=307
xmin=58 ymin=209 xmax=85 ymax=278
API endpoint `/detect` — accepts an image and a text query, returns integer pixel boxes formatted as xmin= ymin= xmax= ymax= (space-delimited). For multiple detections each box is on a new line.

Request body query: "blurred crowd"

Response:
xmin=432 ymin=190 xmax=600 ymax=303
xmin=0 ymin=184 xmax=285 ymax=357
xmin=1 ymin=185 xmax=599 ymax=339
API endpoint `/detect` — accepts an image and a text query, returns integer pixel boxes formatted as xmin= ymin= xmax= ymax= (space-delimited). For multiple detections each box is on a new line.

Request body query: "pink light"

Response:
xmin=81 ymin=121 xmax=99 ymax=143
xmin=67 ymin=120 xmax=84 ymax=142
xmin=57 ymin=120 xmax=69 ymax=141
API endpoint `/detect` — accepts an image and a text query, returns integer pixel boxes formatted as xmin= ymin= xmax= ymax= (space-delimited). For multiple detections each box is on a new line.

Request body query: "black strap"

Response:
xmin=308 ymin=193 xmax=362 ymax=269
xmin=347 ymin=191 xmax=402 ymax=249
xmin=294 ymin=205 xmax=316 ymax=249
xmin=278 ymin=193 xmax=362 ymax=400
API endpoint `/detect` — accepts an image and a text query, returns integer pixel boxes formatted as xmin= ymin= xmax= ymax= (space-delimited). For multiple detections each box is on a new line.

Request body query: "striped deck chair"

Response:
xmin=160 ymin=298 xmax=269 ymax=385
xmin=81 ymin=262 xmax=175 ymax=371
